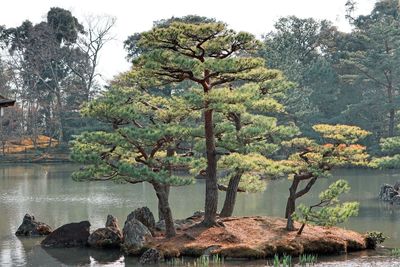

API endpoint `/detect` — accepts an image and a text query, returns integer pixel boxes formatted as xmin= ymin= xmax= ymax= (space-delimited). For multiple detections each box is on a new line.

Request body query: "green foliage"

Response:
xmin=70 ymin=86 xmax=196 ymax=187
xmin=313 ymin=124 xmax=370 ymax=144
xmin=374 ymin=135 xmax=400 ymax=168
xmin=293 ymin=180 xmax=359 ymax=227
xmin=273 ymin=254 xmax=292 ymax=267
xmin=283 ymin=124 xmax=370 ymax=178
xmin=299 ymin=254 xmax=318 ymax=266
xmin=366 ymin=231 xmax=387 ymax=245
xmin=391 ymin=248 xmax=400 ymax=257
xmin=125 ymin=17 xmax=298 ymax=203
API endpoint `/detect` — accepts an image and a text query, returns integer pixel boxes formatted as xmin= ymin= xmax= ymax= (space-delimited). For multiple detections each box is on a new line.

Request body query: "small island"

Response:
xmin=2 ymin=1 xmax=400 ymax=266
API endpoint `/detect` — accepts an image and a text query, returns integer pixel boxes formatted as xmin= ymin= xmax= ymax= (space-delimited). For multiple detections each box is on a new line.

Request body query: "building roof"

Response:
xmin=0 ymin=95 xmax=15 ymax=108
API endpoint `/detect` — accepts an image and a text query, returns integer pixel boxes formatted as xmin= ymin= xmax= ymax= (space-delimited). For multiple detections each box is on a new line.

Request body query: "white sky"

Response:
xmin=0 ymin=0 xmax=377 ymax=83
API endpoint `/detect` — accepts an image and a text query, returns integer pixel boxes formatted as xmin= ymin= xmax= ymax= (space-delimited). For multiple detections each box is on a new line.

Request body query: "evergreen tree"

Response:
xmin=192 ymin=83 xmax=297 ymax=217
xmin=283 ymin=124 xmax=369 ymax=230
xmin=129 ymin=18 xmax=285 ymax=226
xmin=293 ymin=179 xmax=359 ymax=235
xmin=340 ymin=0 xmax=400 ymax=138
xmin=373 ymin=131 xmax=400 ymax=168
xmin=70 ymin=86 xmax=197 ymax=237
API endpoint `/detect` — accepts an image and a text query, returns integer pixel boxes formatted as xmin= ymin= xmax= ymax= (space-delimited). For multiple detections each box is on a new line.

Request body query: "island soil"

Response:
xmin=148 ymin=216 xmax=369 ymax=259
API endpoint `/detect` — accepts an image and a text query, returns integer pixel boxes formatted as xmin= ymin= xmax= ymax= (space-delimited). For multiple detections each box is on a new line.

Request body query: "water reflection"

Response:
xmin=1 ymin=164 xmax=400 ymax=266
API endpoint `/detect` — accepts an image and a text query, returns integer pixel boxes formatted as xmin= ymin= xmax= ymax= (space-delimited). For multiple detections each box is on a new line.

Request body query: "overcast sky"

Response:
xmin=1 ymin=0 xmax=377 ymax=83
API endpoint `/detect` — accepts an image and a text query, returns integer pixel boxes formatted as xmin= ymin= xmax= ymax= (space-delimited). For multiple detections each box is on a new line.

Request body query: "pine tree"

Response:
xmin=187 ymin=83 xmax=298 ymax=217
xmin=293 ymin=179 xmax=359 ymax=235
xmin=283 ymin=124 xmax=369 ymax=230
xmin=70 ymin=86 xmax=197 ymax=237
xmin=130 ymin=19 xmax=286 ymax=226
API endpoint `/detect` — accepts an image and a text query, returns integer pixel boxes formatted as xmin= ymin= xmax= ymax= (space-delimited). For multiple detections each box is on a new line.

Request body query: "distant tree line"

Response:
xmin=262 ymin=0 xmax=400 ymax=154
xmin=0 ymin=7 xmax=115 ymax=149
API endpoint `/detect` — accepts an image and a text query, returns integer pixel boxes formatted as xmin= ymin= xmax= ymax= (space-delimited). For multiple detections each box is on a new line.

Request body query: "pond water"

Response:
xmin=1 ymin=163 xmax=400 ymax=266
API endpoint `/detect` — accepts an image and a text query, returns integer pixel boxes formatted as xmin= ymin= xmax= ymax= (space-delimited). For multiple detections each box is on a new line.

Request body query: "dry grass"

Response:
xmin=150 ymin=216 xmax=367 ymax=259
xmin=1 ymin=135 xmax=58 ymax=154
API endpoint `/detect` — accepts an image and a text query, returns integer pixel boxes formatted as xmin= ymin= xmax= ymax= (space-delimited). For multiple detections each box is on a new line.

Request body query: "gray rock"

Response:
xmin=378 ymin=184 xmax=398 ymax=201
xmin=391 ymin=195 xmax=400 ymax=205
xmin=15 ymin=214 xmax=52 ymax=236
xmin=127 ymin=207 xmax=155 ymax=232
xmin=394 ymin=181 xmax=400 ymax=191
xmin=139 ymin=248 xmax=162 ymax=264
xmin=121 ymin=218 xmax=151 ymax=255
xmin=41 ymin=221 xmax=90 ymax=248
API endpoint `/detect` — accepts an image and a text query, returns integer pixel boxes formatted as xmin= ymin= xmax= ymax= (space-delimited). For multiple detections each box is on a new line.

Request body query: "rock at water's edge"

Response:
xmin=15 ymin=214 xmax=52 ymax=236
xmin=88 ymin=215 xmax=123 ymax=248
xmin=139 ymin=248 xmax=162 ymax=264
xmin=41 ymin=221 xmax=90 ymax=248
xmin=379 ymin=184 xmax=398 ymax=201
xmin=127 ymin=207 xmax=156 ymax=233
xmin=121 ymin=218 xmax=151 ymax=255
xmin=88 ymin=227 xmax=123 ymax=248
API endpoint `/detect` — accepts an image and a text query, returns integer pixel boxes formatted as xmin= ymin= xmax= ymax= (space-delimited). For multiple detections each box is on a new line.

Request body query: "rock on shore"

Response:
xmin=379 ymin=182 xmax=400 ymax=204
xmin=88 ymin=215 xmax=123 ymax=248
xmin=15 ymin=214 xmax=52 ymax=236
xmin=121 ymin=217 xmax=152 ymax=255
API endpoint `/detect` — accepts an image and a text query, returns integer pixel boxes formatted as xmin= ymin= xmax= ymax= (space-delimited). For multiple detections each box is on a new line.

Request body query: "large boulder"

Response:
xmin=121 ymin=218 xmax=151 ymax=255
xmin=41 ymin=221 xmax=90 ymax=248
xmin=88 ymin=215 xmax=123 ymax=248
xmin=139 ymin=248 xmax=162 ymax=264
xmin=15 ymin=214 xmax=52 ymax=236
xmin=127 ymin=207 xmax=155 ymax=233
xmin=378 ymin=184 xmax=398 ymax=201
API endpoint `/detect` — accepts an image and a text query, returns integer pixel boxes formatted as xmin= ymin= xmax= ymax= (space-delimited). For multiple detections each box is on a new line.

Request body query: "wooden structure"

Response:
xmin=0 ymin=95 xmax=15 ymax=116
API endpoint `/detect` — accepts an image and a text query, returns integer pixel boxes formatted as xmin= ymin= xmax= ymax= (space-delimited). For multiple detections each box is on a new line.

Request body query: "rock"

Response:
xmin=121 ymin=218 xmax=152 ymax=255
xmin=88 ymin=227 xmax=123 ymax=248
xmin=41 ymin=221 xmax=90 ymax=248
xmin=391 ymin=195 xmax=400 ymax=205
xmin=106 ymin=214 xmax=119 ymax=229
xmin=378 ymin=184 xmax=398 ymax=201
xmin=88 ymin=215 xmax=123 ymax=248
xmin=394 ymin=181 xmax=400 ymax=191
xmin=127 ymin=207 xmax=155 ymax=232
xmin=15 ymin=214 xmax=52 ymax=236
xmin=139 ymin=248 xmax=162 ymax=264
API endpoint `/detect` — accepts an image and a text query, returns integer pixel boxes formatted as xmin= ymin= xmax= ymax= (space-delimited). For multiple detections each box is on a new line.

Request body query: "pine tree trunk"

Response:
xmin=203 ymin=108 xmax=218 ymax=226
xmin=220 ymin=171 xmax=243 ymax=217
xmin=202 ymin=70 xmax=219 ymax=227
xmin=153 ymin=183 xmax=176 ymax=238
xmin=389 ymin=108 xmax=395 ymax=137
xmin=158 ymin=185 xmax=169 ymax=221
xmin=285 ymin=177 xmax=300 ymax=231
xmin=285 ymin=198 xmax=296 ymax=231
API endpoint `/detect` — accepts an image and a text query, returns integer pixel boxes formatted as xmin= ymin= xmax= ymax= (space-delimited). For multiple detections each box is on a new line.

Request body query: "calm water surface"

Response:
xmin=1 ymin=164 xmax=400 ymax=266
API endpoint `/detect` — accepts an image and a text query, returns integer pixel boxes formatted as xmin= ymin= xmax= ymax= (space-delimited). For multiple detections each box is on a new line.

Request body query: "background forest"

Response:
xmin=0 ymin=0 xmax=399 ymax=158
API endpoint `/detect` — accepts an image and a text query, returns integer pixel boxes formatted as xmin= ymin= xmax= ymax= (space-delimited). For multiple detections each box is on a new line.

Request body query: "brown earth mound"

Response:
xmin=148 ymin=216 xmax=368 ymax=259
